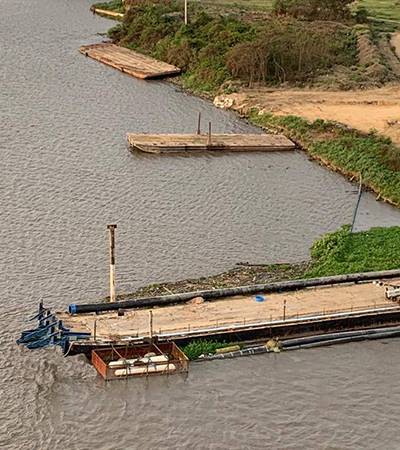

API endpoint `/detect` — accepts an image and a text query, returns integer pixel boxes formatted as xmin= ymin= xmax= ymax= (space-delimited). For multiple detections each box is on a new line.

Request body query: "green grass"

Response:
xmin=181 ymin=340 xmax=237 ymax=360
xmin=248 ymin=111 xmax=400 ymax=206
xmin=198 ymin=0 xmax=274 ymax=11
xmin=304 ymin=225 xmax=400 ymax=277
xmin=198 ymin=0 xmax=400 ymax=21
xmin=360 ymin=0 xmax=400 ymax=22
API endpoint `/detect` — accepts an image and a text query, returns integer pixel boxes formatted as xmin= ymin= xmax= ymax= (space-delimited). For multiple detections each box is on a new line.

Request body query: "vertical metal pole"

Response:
xmin=283 ymin=300 xmax=286 ymax=321
xmin=207 ymin=122 xmax=212 ymax=145
xmin=149 ymin=310 xmax=153 ymax=349
xmin=184 ymin=0 xmax=188 ymax=25
xmin=350 ymin=174 xmax=362 ymax=234
xmin=107 ymin=224 xmax=117 ymax=302
xmin=197 ymin=112 xmax=201 ymax=135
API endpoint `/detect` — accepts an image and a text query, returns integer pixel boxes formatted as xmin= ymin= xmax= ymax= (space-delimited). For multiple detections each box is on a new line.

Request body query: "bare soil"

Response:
xmin=213 ymin=32 xmax=400 ymax=145
xmin=217 ymin=83 xmax=400 ymax=144
xmin=392 ymin=32 xmax=400 ymax=59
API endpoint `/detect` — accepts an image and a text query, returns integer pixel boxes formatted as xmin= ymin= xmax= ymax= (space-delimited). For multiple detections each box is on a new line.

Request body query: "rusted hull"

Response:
xmin=92 ymin=342 xmax=189 ymax=380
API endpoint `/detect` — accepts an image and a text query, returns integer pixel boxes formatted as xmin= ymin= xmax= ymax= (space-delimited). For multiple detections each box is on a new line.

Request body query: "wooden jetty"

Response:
xmin=91 ymin=8 xmax=124 ymax=18
xmin=78 ymin=43 xmax=181 ymax=79
xmin=126 ymin=133 xmax=295 ymax=154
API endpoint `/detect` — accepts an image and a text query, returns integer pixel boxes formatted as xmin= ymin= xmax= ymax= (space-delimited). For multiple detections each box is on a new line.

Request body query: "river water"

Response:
xmin=1 ymin=0 xmax=400 ymax=448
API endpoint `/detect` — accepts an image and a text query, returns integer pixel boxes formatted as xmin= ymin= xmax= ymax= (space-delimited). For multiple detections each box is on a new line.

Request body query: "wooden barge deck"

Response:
xmin=126 ymin=133 xmax=295 ymax=154
xmin=58 ymin=278 xmax=400 ymax=356
xmin=79 ymin=43 xmax=181 ymax=79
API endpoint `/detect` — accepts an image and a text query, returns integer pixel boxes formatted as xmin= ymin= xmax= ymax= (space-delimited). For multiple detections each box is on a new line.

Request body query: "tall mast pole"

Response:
xmin=184 ymin=0 xmax=188 ymax=25
xmin=107 ymin=224 xmax=117 ymax=302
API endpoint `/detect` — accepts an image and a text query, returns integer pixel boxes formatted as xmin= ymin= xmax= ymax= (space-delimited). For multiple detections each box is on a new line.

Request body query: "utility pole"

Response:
xmin=197 ymin=112 xmax=201 ymax=135
xmin=107 ymin=224 xmax=117 ymax=302
xmin=184 ymin=0 xmax=188 ymax=25
xmin=149 ymin=310 xmax=154 ymax=349
xmin=350 ymin=174 xmax=362 ymax=234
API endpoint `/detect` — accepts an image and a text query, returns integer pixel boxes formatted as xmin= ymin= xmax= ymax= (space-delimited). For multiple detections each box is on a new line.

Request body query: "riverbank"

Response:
xmin=94 ymin=0 xmax=400 ymax=208
xmin=106 ymin=0 xmax=367 ymax=92
xmin=247 ymin=110 xmax=400 ymax=207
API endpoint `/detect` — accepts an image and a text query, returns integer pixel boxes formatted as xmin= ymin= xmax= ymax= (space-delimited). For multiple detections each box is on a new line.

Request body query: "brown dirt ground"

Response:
xmin=214 ymin=33 xmax=400 ymax=145
xmin=219 ymin=84 xmax=400 ymax=144
xmin=392 ymin=32 xmax=400 ymax=59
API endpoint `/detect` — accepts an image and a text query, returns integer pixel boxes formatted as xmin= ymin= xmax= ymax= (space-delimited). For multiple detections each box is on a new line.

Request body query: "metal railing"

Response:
xmin=111 ymin=301 xmax=400 ymax=342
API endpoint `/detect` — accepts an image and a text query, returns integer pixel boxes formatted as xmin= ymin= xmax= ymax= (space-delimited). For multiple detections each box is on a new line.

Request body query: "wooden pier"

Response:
xmin=126 ymin=133 xmax=295 ymax=154
xmin=79 ymin=43 xmax=181 ymax=79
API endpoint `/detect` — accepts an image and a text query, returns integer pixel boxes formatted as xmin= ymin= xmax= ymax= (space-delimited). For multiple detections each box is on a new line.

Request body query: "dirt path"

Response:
xmin=392 ymin=32 xmax=400 ymax=60
xmin=378 ymin=38 xmax=400 ymax=77
xmin=216 ymin=84 xmax=400 ymax=144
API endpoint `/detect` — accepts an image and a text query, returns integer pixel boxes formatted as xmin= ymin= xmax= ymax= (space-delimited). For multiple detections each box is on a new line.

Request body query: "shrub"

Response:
xmin=227 ymin=19 xmax=357 ymax=83
xmin=273 ymin=0 xmax=353 ymax=21
xmin=181 ymin=340 xmax=233 ymax=360
xmin=107 ymin=0 xmax=357 ymax=89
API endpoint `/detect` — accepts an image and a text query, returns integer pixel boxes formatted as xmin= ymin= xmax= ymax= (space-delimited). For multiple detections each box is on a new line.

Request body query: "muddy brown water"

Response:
xmin=2 ymin=0 xmax=400 ymax=448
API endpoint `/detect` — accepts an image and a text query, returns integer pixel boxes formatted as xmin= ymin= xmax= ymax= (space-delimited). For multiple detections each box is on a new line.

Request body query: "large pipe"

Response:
xmin=198 ymin=326 xmax=400 ymax=361
xmin=68 ymin=268 xmax=400 ymax=315
xmin=282 ymin=325 xmax=400 ymax=348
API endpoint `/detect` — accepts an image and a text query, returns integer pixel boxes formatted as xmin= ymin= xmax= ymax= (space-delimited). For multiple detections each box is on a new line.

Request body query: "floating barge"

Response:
xmin=126 ymin=133 xmax=295 ymax=154
xmin=79 ymin=43 xmax=181 ymax=79
xmin=18 ymin=270 xmax=400 ymax=365
xmin=52 ymin=270 xmax=400 ymax=357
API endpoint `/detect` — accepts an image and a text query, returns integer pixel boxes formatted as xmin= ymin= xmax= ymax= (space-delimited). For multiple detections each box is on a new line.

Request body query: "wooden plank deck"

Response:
xmin=126 ymin=133 xmax=295 ymax=153
xmin=78 ymin=43 xmax=181 ymax=79
xmin=58 ymin=279 xmax=396 ymax=340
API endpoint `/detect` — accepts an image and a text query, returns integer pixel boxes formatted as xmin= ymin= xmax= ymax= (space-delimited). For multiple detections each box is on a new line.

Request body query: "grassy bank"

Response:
xmin=305 ymin=225 xmax=400 ymax=277
xmin=106 ymin=0 xmax=360 ymax=92
xmin=248 ymin=111 xmax=400 ymax=206
xmin=360 ymin=0 xmax=400 ymax=22
xmin=116 ymin=226 xmax=400 ymax=302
